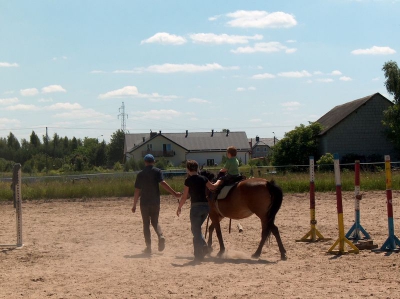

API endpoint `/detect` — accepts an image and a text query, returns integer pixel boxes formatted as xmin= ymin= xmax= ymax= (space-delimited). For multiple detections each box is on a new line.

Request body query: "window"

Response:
xmin=147 ymin=144 xmax=152 ymax=150
xmin=163 ymin=144 xmax=171 ymax=151
xmin=207 ymin=159 xmax=215 ymax=166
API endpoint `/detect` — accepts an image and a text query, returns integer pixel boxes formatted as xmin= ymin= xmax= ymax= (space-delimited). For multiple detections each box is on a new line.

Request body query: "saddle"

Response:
xmin=215 ymin=175 xmax=246 ymax=200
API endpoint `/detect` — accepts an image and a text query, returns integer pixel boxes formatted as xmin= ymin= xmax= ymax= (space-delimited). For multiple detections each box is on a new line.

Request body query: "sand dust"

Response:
xmin=1 ymin=191 xmax=399 ymax=298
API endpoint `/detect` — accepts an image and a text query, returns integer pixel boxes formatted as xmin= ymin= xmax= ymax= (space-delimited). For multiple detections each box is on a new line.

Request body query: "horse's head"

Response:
xmin=199 ymin=169 xmax=216 ymax=182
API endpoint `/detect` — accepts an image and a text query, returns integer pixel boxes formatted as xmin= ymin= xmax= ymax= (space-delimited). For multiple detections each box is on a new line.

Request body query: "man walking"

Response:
xmin=132 ymin=154 xmax=181 ymax=254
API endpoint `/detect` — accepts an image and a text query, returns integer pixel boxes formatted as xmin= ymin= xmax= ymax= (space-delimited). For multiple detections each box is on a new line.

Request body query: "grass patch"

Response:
xmin=0 ymin=169 xmax=399 ymax=201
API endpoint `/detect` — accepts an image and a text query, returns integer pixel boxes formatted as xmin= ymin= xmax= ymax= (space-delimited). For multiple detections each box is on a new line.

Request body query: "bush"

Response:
xmin=317 ymin=153 xmax=334 ymax=172
xmin=113 ymin=162 xmax=122 ymax=171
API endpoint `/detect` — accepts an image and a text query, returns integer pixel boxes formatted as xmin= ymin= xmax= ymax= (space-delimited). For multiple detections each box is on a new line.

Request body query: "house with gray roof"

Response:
xmin=124 ymin=130 xmax=251 ymax=167
xmin=249 ymin=136 xmax=277 ymax=158
xmin=316 ymin=92 xmax=397 ymax=160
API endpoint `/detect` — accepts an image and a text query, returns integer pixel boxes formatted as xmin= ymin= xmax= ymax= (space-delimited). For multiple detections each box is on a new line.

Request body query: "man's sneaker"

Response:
xmin=158 ymin=236 xmax=165 ymax=251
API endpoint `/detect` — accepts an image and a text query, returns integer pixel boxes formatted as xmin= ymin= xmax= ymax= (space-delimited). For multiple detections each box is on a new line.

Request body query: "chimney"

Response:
xmin=211 ymin=129 xmax=214 ymax=137
xmin=142 ymin=137 xmax=145 ymax=142
xmin=226 ymin=129 xmax=230 ymax=137
xmin=159 ymin=130 xmax=161 ymax=135
xmin=185 ymin=130 xmax=188 ymax=137
xmin=256 ymin=136 xmax=259 ymax=142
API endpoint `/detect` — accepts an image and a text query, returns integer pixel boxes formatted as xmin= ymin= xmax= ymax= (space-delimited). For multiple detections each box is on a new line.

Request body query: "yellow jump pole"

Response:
xmin=328 ymin=153 xmax=359 ymax=255
xmin=297 ymin=156 xmax=330 ymax=242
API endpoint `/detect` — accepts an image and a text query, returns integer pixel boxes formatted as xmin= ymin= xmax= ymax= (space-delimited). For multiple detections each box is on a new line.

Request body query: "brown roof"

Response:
xmin=316 ymin=93 xmax=390 ymax=135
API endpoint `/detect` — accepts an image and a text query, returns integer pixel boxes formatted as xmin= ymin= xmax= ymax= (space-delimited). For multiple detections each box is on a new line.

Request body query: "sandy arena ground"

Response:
xmin=1 ymin=191 xmax=400 ymax=299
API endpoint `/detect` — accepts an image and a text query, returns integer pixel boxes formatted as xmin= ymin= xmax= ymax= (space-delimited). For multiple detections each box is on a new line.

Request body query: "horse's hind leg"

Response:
xmin=252 ymin=218 xmax=268 ymax=259
xmin=214 ymin=220 xmax=225 ymax=257
xmin=271 ymin=224 xmax=287 ymax=260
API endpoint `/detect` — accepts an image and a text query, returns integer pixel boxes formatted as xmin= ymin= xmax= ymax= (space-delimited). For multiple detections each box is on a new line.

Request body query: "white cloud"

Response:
xmin=46 ymin=102 xmax=82 ymax=110
xmin=5 ymin=104 xmax=38 ymax=111
xmin=0 ymin=118 xmax=20 ymax=128
xmin=188 ymin=98 xmax=211 ymax=104
xmin=38 ymin=98 xmax=53 ymax=103
xmin=351 ymin=46 xmax=396 ymax=55
xmin=132 ymin=109 xmax=182 ymax=120
xmin=114 ymin=63 xmax=239 ymax=74
xmin=190 ymin=33 xmax=263 ymax=44
xmin=0 ymin=62 xmax=19 ymax=67
xmin=91 ymin=70 xmax=106 ymax=74
xmin=237 ymin=87 xmax=256 ymax=91
xmin=141 ymin=32 xmax=187 ymax=45
xmin=249 ymin=118 xmax=262 ymax=123
xmin=142 ymin=63 xmax=238 ymax=73
xmin=99 ymin=86 xmax=139 ymax=99
xmin=331 ymin=70 xmax=342 ymax=76
xmin=252 ymin=73 xmax=276 ymax=79
xmin=372 ymin=77 xmax=380 ymax=81
xmin=113 ymin=70 xmax=139 ymax=74
xmin=281 ymin=101 xmax=301 ymax=111
xmin=20 ymin=88 xmax=39 ymax=96
xmin=226 ymin=10 xmax=297 ymax=28
xmin=340 ymin=76 xmax=352 ymax=81
xmin=99 ymin=86 xmax=178 ymax=101
xmin=208 ymin=15 xmax=221 ymax=21
xmin=316 ymin=78 xmax=334 ymax=82
xmin=147 ymin=93 xmax=176 ymax=102
xmin=286 ymin=39 xmax=296 ymax=43
xmin=313 ymin=71 xmax=323 ymax=75
xmin=52 ymin=56 xmax=68 ymax=61
xmin=53 ymin=108 xmax=114 ymax=121
xmin=231 ymin=42 xmax=296 ymax=54
xmin=278 ymin=70 xmax=312 ymax=78
xmin=0 ymin=97 xmax=19 ymax=105
xmin=41 ymin=85 xmax=67 ymax=94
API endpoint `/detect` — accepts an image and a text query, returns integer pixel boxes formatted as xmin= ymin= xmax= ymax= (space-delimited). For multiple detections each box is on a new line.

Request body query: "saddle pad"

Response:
xmin=217 ymin=185 xmax=234 ymax=200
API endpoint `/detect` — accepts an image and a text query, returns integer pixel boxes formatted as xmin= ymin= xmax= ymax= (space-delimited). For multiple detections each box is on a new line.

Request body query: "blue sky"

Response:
xmin=1 ymin=0 xmax=399 ymax=143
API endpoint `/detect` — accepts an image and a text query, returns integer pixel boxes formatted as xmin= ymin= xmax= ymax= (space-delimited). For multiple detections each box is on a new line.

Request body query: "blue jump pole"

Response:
xmin=379 ymin=155 xmax=400 ymax=251
xmin=346 ymin=160 xmax=371 ymax=241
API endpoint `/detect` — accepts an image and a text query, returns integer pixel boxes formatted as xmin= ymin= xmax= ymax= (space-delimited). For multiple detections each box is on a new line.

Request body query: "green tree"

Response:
xmin=382 ymin=60 xmax=400 ymax=152
xmin=29 ymin=131 xmax=41 ymax=148
xmin=7 ymin=132 xmax=20 ymax=150
xmin=107 ymin=130 xmax=125 ymax=166
xmin=271 ymin=122 xmax=323 ymax=170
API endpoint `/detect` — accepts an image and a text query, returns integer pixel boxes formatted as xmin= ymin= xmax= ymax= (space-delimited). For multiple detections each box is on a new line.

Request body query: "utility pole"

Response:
xmin=118 ymin=102 xmax=128 ymax=133
xmin=46 ymin=127 xmax=48 ymax=174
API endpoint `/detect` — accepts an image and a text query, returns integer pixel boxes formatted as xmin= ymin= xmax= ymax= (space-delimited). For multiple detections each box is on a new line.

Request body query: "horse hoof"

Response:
xmin=281 ymin=254 xmax=287 ymax=261
xmin=217 ymin=250 xmax=225 ymax=257
xmin=251 ymin=253 xmax=260 ymax=259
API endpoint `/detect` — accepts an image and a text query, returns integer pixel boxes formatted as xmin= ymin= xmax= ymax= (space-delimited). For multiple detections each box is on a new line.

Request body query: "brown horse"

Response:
xmin=201 ymin=171 xmax=287 ymax=260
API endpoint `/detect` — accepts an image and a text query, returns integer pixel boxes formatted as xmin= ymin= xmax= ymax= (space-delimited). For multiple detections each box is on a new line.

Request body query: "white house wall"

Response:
xmin=128 ymin=136 xmax=187 ymax=166
xmin=186 ymin=152 xmax=249 ymax=167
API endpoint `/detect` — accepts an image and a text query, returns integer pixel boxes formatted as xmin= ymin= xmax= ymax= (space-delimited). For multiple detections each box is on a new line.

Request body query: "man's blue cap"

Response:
xmin=144 ymin=154 xmax=155 ymax=162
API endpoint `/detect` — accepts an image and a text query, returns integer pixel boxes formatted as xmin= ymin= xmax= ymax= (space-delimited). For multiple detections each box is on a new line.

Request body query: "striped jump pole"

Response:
xmin=377 ymin=155 xmax=400 ymax=252
xmin=328 ymin=153 xmax=359 ymax=255
xmin=345 ymin=160 xmax=371 ymax=241
xmin=0 ymin=163 xmax=23 ymax=249
xmin=297 ymin=156 xmax=330 ymax=242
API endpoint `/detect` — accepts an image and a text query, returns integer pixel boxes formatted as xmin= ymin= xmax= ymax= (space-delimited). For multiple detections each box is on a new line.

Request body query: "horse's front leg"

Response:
xmin=206 ymin=222 xmax=214 ymax=253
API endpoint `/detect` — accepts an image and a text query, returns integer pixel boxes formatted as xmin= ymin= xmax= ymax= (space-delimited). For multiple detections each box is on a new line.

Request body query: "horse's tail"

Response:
xmin=265 ymin=179 xmax=283 ymax=236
